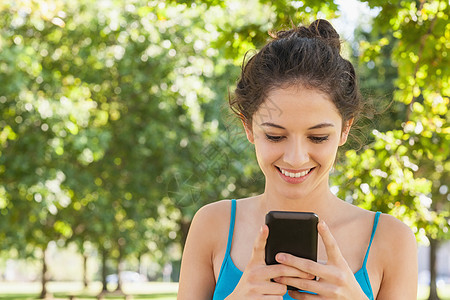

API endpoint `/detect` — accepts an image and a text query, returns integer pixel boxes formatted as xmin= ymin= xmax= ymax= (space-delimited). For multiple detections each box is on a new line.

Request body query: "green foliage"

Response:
xmin=0 ymin=0 xmax=227 ymax=265
xmin=0 ymin=0 xmax=343 ymax=278
xmin=1 ymin=0 xmax=448 ymax=286
xmin=333 ymin=0 xmax=450 ymax=243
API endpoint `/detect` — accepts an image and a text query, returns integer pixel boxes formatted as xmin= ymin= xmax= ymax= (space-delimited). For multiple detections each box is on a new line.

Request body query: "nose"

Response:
xmin=283 ymin=137 xmax=309 ymax=167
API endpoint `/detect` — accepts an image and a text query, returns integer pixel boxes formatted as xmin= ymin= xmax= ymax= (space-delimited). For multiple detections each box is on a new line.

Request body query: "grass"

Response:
xmin=0 ymin=282 xmax=177 ymax=300
xmin=0 ymin=282 xmax=449 ymax=299
xmin=417 ymin=284 xmax=450 ymax=300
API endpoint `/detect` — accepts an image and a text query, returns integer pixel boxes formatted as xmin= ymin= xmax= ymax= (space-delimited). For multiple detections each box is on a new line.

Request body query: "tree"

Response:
xmin=333 ymin=1 xmax=449 ymax=299
xmin=1 ymin=1 xmax=448 ymax=298
xmin=163 ymin=0 xmax=341 ymax=257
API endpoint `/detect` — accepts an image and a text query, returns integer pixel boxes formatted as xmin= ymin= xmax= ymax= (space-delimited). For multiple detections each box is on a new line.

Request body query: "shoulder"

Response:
xmin=338 ymin=204 xmax=414 ymax=245
xmin=195 ymin=199 xmax=234 ymax=218
xmin=192 ymin=200 xmax=234 ymax=229
xmin=338 ymin=205 xmax=416 ymax=267
xmin=373 ymin=213 xmax=418 ymax=298
xmin=178 ymin=200 xmax=234 ymax=298
xmin=371 ymin=213 xmax=417 ymax=262
xmin=376 ymin=213 xmax=416 ymax=251
xmin=188 ymin=200 xmax=234 ymax=250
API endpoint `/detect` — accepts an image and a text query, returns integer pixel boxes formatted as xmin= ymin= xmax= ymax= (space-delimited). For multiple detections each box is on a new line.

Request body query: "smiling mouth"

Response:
xmin=276 ymin=167 xmax=315 ymax=178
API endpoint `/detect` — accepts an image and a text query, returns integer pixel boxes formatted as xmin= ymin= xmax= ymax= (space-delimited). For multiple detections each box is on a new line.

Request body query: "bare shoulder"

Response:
xmin=178 ymin=200 xmax=233 ymax=299
xmin=193 ymin=200 xmax=233 ymax=227
xmin=376 ymin=213 xmax=416 ymax=250
xmin=337 ymin=203 xmax=415 ymax=244
xmin=374 ymin=213 xmax=418 ymax=299
xmin=189 ymin=200 xmax=233 ymax=250
xmin=375 ymin=213 xmax=417 ymax=267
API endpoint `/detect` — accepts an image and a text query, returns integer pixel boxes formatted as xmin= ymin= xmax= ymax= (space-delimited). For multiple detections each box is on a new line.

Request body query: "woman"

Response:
xmin=178 ymin=19 xmax=417 ymax=299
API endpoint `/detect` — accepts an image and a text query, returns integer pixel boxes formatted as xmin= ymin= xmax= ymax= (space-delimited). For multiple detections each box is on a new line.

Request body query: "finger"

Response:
xmin=268 ymin=264 xmax=315 ymax=280
xmin=275 ymin=253 xmax=328 ymax=278
xmin=258 ymin=281 xmax=288 ymax=295
xmin=274 ymin=276 xmax=321 ymax=295
xmin=288 ymin=289 xmax=319 ymax=299
xmin=250 ymin=224 xmax=269 ymax=264
xmin=318 ymin=221 xmax=342 ymax=264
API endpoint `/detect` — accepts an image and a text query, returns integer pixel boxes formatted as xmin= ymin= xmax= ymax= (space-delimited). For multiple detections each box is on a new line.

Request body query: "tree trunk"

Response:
xmin=115 ymin=246 xmax=124 ymax=292
xmin=138 ymin=252 xmax=142 ymax=274
xmin=101 ymin=246 xmax=108 ymax=292
xmin=428 ymin=237 xmax=440 ymax=300
xmin=83 ymin=252 xmax=88 ymax=288
xmin=138 ymin=252 xmax=145 ymax=278
xmin=39 ymin=245 xmax=50 ymax=299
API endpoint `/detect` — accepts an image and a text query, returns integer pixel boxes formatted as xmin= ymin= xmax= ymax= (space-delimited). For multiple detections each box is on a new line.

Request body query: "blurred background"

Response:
xmin=0 ymin=0 xmax=448 ymax=299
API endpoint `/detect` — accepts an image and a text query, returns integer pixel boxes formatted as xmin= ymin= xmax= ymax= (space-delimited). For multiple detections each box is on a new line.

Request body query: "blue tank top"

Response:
xmin=212 ymin=199 xmax=381 ymax=300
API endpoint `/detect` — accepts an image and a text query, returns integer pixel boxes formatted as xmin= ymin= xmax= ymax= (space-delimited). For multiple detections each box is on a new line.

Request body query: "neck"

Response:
xmin=256 ymin=181 xmax=340 ymax=221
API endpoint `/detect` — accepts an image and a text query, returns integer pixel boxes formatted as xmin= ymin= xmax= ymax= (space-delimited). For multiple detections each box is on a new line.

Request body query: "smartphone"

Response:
xmin=265 ymin=211 xmax=319 ymax=290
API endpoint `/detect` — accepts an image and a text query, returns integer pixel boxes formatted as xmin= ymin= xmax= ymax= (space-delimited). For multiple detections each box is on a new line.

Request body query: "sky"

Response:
xmin=333 ymin=0 xmax=381 ymax=41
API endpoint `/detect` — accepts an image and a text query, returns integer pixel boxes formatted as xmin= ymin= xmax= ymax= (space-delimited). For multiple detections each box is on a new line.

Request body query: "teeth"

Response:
xmin=280 ymin=168 xmax=311 ymax=178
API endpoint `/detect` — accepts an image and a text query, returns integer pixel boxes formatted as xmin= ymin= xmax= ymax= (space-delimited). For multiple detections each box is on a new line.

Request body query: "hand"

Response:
xmin=226 ymin=225 xmax=314 ymax=300
xmin=272 ymin=221 xmax=369 ymax=299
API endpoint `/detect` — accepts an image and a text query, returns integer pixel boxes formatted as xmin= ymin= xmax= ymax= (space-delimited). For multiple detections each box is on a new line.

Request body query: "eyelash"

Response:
xmin=265 ymin=134 xmax=329 ymax=143
xmin=265 ymin=134 xmax=285 ymax=142
xmin=309 ymin=136 xmax=329 ymax=143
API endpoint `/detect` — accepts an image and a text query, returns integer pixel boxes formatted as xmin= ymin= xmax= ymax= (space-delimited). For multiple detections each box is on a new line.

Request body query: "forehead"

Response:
xmin=253 ymin=86 xmax=342 ymax=127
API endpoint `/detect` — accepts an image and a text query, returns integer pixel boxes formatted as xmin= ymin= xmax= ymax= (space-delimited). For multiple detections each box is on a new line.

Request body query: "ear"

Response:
xmin=339 ymin=118 xmax=354 ymax=146
xmin=242 ymin=119 xmax=255 ymax=144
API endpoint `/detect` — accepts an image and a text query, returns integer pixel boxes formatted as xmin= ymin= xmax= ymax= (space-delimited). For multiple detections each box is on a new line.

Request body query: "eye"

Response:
xmin=309 ymin=136 xmax=329 ymax=143
xmin=265 ymin=134 xmax=285 ymax=142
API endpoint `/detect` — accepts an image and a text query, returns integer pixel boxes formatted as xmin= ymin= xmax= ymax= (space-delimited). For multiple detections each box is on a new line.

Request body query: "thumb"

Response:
xmin=249 ymin=224 xmax=269 ymax=265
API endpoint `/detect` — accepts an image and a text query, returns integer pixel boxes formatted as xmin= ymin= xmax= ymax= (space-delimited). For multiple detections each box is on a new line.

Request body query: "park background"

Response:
xmin=0 ymin=0 xmax=449 ymax=299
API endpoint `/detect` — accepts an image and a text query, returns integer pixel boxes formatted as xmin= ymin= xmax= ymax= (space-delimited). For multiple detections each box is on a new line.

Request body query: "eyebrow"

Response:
xmin=308 ymin=122 xmax=335 ymax=130
xmin=260 ymin=122 xmax=286 ymax=129
xmin=260 ymin=122 xmax=335 ymax=130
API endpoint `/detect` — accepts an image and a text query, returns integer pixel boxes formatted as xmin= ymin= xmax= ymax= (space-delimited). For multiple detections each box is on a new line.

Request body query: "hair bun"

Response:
xmin=309 ymin=19 xmax=341 ymax=51
xmin=273 ymin=19 xmax=341 ymax=52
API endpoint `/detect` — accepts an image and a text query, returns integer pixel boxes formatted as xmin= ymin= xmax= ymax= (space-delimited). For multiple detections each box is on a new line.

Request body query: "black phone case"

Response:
xmin=265 ymin=211 xmax=318 ymax=290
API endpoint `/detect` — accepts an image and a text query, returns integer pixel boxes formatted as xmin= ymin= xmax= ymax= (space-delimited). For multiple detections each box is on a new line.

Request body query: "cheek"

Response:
xmin=255 ymin=141 xmax=280 ymax=164
xmin=312 ymin=141 xmax=339 ymax=163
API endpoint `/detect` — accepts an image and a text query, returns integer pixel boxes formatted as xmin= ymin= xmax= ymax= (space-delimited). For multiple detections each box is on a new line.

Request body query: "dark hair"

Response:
xmin=230 ymin=19 xmax=363 ymax=130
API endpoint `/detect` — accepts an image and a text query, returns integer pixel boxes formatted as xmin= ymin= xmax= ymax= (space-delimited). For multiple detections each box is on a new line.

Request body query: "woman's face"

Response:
xmin=244 ymin=85 xmax=351 ymax=200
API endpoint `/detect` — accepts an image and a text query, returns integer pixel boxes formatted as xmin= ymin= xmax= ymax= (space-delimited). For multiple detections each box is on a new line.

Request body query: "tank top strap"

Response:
xmin=362 ymin=211 xmax=381 ymax=266
xmin=225 ymin=199 xmax=237 ymax=255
